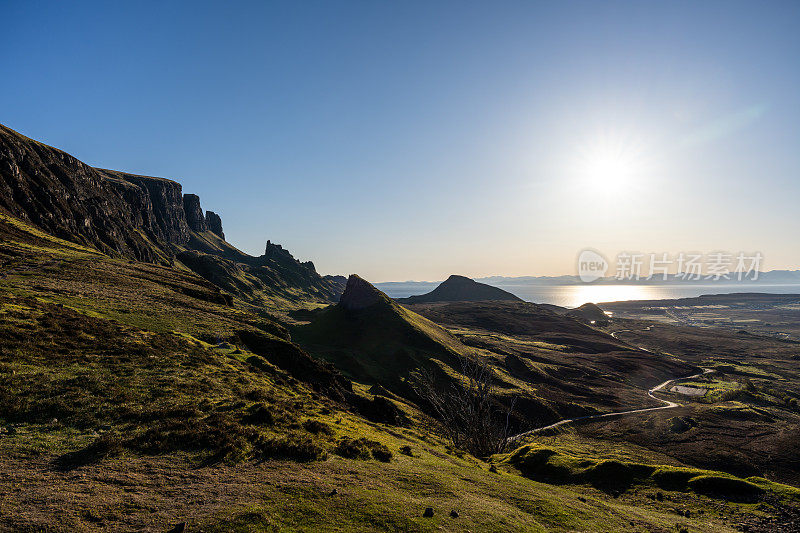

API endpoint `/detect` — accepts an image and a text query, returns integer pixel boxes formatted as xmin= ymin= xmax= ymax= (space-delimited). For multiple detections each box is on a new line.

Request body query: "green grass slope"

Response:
xmin=294 ymin=275 xmax=469 ymax=391
xmin=2 ymin=215 xmax=799 ymax=531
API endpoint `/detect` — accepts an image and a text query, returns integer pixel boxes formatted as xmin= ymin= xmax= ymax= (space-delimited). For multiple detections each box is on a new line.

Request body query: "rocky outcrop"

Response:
xmin=182 ymin=194 xmax=208 ymax=232
xmin=205 ymin=210 xmax=224 ymax=239
xmin=264 ymin=240 xmax=292 ymax=259
xmin=398 ymin=275 xmax=523 ymax=304
xmin=338 ymin=274 xmax=388 ymax=311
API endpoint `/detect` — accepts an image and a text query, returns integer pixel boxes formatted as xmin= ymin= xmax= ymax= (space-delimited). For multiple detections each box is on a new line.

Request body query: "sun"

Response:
xmin=575 ymin=134 xmax=648 ymax=192
xmin=589 ymin=151 xmax=635 ymax=186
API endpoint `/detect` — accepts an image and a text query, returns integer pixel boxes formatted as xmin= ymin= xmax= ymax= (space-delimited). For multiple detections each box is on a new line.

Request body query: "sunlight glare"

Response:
xmin=573 ymin=131 xmax=651 ymax=194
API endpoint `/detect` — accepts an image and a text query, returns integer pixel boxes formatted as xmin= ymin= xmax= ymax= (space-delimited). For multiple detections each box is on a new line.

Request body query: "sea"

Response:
xmin=374 ymin=281 xmax=800 ymax=309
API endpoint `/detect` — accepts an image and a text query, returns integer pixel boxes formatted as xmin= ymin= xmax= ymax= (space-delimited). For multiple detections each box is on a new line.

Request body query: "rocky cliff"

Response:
xmin=0 ymin=123 xmax=344 ymax=306
xmin=205 ymin=210 xmax=224 ymax=239
xmin=182 ymin=193 xmax=208 ymax=233
xmin=0 ymin=125 xmax=178 ymax=262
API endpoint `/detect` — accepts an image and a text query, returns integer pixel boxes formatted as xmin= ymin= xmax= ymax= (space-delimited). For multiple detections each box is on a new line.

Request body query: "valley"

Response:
xmin=0 ymin=124 xmax=798 ymax=532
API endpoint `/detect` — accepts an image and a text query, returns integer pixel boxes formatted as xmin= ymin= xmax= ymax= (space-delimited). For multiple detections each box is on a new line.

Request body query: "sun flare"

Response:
xmin=589 ymin=151 xmax=635 ymax=185
xmin=574 ymin=134 xmax=650 ymax=192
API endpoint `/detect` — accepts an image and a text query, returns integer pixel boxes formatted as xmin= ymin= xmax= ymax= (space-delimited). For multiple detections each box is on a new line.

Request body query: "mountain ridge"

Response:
xmin=0 ymin=123 xmax=344 ymax=308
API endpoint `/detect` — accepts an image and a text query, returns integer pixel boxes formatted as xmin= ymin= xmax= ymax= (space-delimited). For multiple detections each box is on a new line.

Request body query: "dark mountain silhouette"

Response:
xmin=0 ymin=123 xmax=344 ymax=306
xmin=397 ymin=274 xmax=523 ymax=304
xmin=295 ymin=274 xmax=468 ymax=392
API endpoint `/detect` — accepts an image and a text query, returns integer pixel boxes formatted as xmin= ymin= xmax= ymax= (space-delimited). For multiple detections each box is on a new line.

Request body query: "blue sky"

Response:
xmin=3 ymin=1 xmax=799 ymax=281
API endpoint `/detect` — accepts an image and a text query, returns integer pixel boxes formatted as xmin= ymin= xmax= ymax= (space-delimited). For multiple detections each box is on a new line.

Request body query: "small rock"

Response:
xmin=423 ymin=507 xmax=434 ymax=518
xmin=449 ymin=510 xmax=459 ymax=518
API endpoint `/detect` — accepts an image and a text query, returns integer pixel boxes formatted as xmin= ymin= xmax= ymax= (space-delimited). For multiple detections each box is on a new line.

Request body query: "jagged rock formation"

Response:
xmin=338 ymin=274 xmax=389 ymax=311
xmin=205 ymin=210 xmax=224 ymax=239
xmin=398 ymin=274 xmax=523 ymax=304
xmin=182 ymin=193 xmax=208 ymax=232
xmin=0 ymin=123 xmax=345 ymax=306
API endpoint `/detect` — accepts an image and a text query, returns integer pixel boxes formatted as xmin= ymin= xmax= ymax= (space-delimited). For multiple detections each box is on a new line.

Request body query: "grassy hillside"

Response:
xmin=2 ymin=213 xmax=799 ymax=531
xmin=293 ymin=280 xmax=468 ymax=391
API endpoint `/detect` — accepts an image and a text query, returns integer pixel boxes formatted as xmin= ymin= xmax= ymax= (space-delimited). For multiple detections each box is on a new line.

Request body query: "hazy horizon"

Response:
xmin=4 ymin=1 xmax=799 ymax=280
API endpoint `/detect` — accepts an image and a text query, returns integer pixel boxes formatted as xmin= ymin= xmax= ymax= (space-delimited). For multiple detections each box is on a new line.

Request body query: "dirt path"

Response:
xmin=509 ymin=325 xmax=712 ymax=441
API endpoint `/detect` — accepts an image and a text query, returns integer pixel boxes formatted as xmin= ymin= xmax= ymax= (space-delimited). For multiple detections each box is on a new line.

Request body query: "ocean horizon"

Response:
xmin=375 ymin=281 xmax=800 ymax=308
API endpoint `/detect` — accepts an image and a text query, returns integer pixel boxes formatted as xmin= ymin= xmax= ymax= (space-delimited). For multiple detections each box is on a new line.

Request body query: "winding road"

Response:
xmin=508 ymin=326 xmax=712 ymax=442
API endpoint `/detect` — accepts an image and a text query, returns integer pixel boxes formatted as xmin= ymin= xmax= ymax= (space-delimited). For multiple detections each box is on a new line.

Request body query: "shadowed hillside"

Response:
xmin=294 ymin=275 xmax=468 ymax=393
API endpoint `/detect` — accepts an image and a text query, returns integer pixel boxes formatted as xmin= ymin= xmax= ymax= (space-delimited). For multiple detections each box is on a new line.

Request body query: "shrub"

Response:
xmin=333 ymin=437 xmax=391 ymax=461
xmin=256 ymin=434 xmax=327 ymax=462
xmin=370 ymin=443 xmax=393 ymax=462
xmin=302 ymin=419 xmax=333 ymax=435
xmin=668 ymin=417 xmax=697 ymax=433
xmin=334 ymin=437 xmax=371 ymax=460
xmin=411 ymin=355 xmax=516 ymax=457
xmin=242 ymin=404 xmax=275 ymax=426
xmin=132 ymin=413 xmax=257 ymax=464
xmin=352 ymin=395 xmax=406 ymax=426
